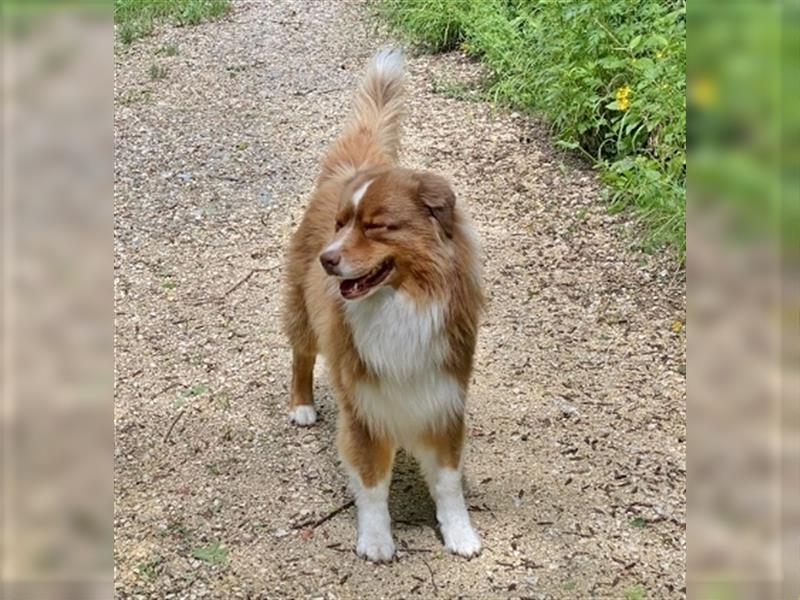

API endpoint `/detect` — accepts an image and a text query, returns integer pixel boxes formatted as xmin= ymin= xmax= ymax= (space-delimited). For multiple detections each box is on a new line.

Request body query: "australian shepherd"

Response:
xmin=282 ymin=49 xmax=484 ymax=562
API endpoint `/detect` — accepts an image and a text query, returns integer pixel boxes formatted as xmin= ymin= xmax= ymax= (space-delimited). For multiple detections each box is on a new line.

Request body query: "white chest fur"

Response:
xmin=344 ymin=290 xmax=462 ymax=442
xmin=345 ymin=290 xmax=447 ymax=379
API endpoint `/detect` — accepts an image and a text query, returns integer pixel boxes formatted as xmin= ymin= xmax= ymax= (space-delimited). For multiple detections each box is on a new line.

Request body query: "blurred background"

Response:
xmin=0 ymin=0 xmax=796 ymax=598
xmin=688 ymin=1 xmax=798 ymax=599
xmin=2 ymin=2 xmax=113 ymax=599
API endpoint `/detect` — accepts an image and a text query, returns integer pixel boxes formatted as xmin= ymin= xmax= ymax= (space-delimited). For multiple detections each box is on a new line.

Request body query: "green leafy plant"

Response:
xmin=380 ymin=0 xmax=686 ymax=260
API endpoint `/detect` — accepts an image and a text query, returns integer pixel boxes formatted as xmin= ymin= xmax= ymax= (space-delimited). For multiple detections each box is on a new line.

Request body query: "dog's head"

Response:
xmin=319 ymin=167 xmax=457 ymax=301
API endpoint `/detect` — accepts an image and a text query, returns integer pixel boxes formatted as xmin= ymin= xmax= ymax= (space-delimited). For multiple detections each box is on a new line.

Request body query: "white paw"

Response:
xmin=356 ymin=530 xmax=396 ymax=563
xmin=289 ymin=405 xmax=317 ymax=426
xmin=442 ymin=521 xmax=482 ymax=558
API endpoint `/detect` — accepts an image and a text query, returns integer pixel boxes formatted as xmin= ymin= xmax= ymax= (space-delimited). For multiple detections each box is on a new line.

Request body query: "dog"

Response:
xmin=282 ymin=48 xmax=484 ymax=562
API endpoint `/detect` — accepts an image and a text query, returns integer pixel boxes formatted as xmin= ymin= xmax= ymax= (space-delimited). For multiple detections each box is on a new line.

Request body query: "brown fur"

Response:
xmin=337 ymin=403 xmax=396 ymax=488
xmin=419 ymin=417 xmax=466 ymax=470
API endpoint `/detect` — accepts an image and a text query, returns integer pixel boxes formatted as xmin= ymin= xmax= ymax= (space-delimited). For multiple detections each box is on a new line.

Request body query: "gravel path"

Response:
xmin=114 ymin=2 xmax=686 ymax=598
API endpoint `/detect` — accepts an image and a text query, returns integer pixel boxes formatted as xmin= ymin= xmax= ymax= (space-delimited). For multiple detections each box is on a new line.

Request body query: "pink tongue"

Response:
xmin=340 ymin=278 xmax=368 ymax=298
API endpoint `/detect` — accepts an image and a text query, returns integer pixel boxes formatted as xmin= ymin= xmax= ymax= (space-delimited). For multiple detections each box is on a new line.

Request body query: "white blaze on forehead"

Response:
xmin=325 ymin=238 xmax=343 ymax=253
xmin=323 ymin=224 xmax=361 ymax=278
xmin=351 ymin=178 xmax=374 ymax=209
xmin=324 ymin=224 xmax=352 ymax=253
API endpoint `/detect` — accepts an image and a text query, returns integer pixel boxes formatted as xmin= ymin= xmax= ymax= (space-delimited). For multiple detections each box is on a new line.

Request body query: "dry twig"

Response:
xmin=163 ymin=410 xmax=186 ymax=443
xmin=421 ymin=557 xmax=439 ymax=595
xmin=151 ymin=382 xmax=180 ymax=401
xmin=291 ymin=500 xmax=355 ymax=530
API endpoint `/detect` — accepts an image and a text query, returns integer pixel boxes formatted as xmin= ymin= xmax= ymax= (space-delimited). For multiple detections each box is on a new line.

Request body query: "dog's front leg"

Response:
xmin=414 ymin=417 xmax=482 ymax=558
xmin=338 ymin=406 xmax=396 ymax=562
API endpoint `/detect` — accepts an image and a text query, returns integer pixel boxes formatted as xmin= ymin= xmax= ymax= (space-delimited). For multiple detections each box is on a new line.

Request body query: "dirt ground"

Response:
xmin=114 ymin=1 xmax=686 ymax=598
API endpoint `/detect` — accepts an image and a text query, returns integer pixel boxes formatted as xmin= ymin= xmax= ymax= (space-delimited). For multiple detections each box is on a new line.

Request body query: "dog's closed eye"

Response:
xmin=364 ymin=223 xmax=400 ymax=232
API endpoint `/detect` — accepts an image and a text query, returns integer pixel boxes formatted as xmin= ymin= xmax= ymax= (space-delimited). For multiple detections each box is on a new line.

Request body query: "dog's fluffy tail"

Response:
xmin=319 ymin=49 xmax=405 ymax=182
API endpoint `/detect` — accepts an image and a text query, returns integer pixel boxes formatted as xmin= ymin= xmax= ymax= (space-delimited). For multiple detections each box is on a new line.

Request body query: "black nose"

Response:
xmin=320 ymin=249 xmax=341 ymax=274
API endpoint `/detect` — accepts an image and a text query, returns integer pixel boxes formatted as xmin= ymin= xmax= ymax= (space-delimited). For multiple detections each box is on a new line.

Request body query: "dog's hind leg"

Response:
xmin=289 ymin=350 xmax=316 ymax=426
xmin=283 ymin=282 xmax=318 ymax=426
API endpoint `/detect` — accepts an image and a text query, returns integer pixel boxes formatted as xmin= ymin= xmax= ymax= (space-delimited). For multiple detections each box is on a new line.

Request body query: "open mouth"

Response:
xmin=339 ymin=260 xmax=394 ymax=300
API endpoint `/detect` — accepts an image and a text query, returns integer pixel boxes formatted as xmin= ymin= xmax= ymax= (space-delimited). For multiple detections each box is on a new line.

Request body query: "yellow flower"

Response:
xmin=616 ymin=85 xmax=631 ymax=111
xmin=691 ymin=77 xmax=717 ymax=107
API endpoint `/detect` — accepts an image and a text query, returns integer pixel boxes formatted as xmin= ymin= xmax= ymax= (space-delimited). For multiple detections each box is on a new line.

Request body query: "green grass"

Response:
xmin=625 ymin=585 xmax=647 ymax=600
xmin=192 ymin=543 xmax=229 ymax=566
xmin=631 ymin=516 xmax=648 ymax=529
xmin=115 ymin=0 xmax=230 ymax=44
xmin=137 ymin=555 xmax=163 ymax=581
xmin=379 ymin=0 xmax=686 ymax=260
xmin=155 ymin=43 xmax=180 ymax=57
xmin=184 ymin=383 xmax=209 ymax=397
xmin=119 ymin=88 xmax=152 ymax=106
xmin=149 ymin=63 xmax=168 ymax=81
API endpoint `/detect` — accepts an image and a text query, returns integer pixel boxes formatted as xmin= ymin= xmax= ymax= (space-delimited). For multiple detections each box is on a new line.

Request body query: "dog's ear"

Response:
xmin=415 ymin=172 xmax=455 ymax=238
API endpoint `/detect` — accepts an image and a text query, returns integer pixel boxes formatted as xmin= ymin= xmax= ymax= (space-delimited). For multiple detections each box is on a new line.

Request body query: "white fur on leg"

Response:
xmin=289 ymin=405 xmax=317 ymax=426
xmin=433 ymin=468 xmax=481 ymax=557
xmin=414 ymin=449 xmax=481 ymax=558
xmin=348 ymin=470 xmax=395 ymax=562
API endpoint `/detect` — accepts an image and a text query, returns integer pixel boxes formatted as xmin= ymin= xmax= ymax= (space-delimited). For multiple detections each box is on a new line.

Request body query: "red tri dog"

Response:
xmin=283 ymin=49 xmax=484 ymax=562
